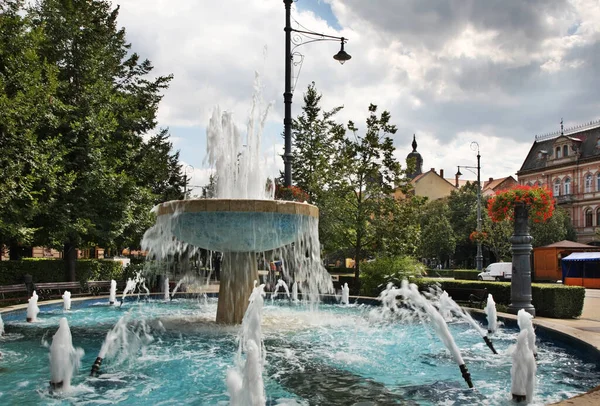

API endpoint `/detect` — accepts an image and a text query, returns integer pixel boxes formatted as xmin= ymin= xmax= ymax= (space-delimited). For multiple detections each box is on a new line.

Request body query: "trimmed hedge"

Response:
xmin=407 ymin=278 xmax=584 ymax=319
xmin=424 ymin=269 xmax=454 ymax=278
xmin=0 ymin=258 xmax=124 ymax=284
xmin=453 ymin=269 xmax=480 ymax=280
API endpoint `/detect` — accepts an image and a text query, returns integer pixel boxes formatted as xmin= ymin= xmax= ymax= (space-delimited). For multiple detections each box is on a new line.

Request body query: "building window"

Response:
xmin=556 ymin=147 xmax=562 ymax=158
xmin=596 ymin=209 xmax=600 ymax=226
xmin=597 ymin=173 xmax=600 ymax=191
xmin=586 ymin=209 xmax=593 ymax=227
xmin=586 ymin=174 xmax=593 ymax=193
xmin=564 ymin=177 xmax=571 ymax=195
xmin=563 ymin=145 xmax=569 ymax=157
xmin=554 ymin=179 xmax=561 ymax=196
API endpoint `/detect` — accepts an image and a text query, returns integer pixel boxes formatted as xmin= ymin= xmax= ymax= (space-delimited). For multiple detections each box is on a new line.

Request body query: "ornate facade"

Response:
xmin=517 ymin=120 xmax=600 ymax=243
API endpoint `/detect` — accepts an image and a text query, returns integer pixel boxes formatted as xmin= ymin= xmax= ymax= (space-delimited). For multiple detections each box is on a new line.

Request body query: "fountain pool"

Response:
xmin=0 ymin=296 xmax=597 ymax=405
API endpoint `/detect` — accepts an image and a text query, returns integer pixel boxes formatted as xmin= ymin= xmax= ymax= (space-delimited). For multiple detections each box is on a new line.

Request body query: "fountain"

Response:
xmin=163 ymin=277 xmax=170 ymax=300
xmin=62 ymin=290 xmax=71 ymax=311
xmin=49 ymin=317 xmax=84 ymax=391
xmin=26 ymin=291 xmax=39 ymax=322
xmin=485 ymin=294 xmax=498 ymax=334
xmin=0 ymin=312 xmax=4 ymax=335
xmin=271 ymin=278 xmax=290 ymax=300
xmin=109 ymin=279 xmax=117 ymax=305
xmin=511 ymin=329 xmax=537 ymax=402
xmin=291 ymin=281 xmax=299 ymax=302
xmin=341 ymin=282 xmax=350 ymax=305
xmin=141 ymin=75 xmax=332 ymax=324
xmin=517 ymin=309 xmax=538 ymax=358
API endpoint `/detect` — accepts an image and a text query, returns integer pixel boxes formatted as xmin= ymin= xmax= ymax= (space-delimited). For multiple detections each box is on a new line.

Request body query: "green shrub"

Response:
xmin=453 ymin=269 xmax=480 ymax=280
xmin=425 ymin=269 xmax=454 ymax=278
xmin=359 ymin=256 xmax=426 ymax=295
xmin=0 ymin=259 xmax=124 ymax=284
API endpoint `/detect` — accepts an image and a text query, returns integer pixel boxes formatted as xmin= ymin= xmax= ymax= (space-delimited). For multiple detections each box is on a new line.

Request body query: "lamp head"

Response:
xmin=333 ymin=38 xmax=351 ymax=65
xmin=456 ymin=168 xmax=463 ymax=177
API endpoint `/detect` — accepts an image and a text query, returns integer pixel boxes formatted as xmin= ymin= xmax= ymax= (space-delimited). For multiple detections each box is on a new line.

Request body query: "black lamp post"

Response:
xmin=283 ymin=0 xmax=351 ymax=187
xmin=455 ymin=142 xmax=483 ymax=271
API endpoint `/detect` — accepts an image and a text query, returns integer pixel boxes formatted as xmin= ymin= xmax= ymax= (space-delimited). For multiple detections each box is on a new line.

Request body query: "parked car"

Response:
xmin=478 ymin=262 xmax=512 ymax=281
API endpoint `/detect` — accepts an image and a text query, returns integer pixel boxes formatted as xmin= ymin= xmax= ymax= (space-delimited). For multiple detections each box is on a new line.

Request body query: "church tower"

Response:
xmin=406 ymin=134 xmax=423 ymax=179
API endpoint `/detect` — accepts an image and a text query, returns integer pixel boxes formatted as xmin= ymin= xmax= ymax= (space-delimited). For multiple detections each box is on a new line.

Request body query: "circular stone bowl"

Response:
xmin=155 ymin=199 xmax=319 ymax=252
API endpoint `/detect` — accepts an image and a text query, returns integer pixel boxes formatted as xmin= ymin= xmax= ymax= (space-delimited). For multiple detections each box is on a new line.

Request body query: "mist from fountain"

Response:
xmin=485 ymin=294 xmax=498 ymax=334
xmin=49 ymin=317 xmax=84 ymax=391
xmin=341 ymin=282 xmax=350 ymax=305
xmin=517 ymin=309 xmax=537 ymax=357
xmin=62 ymin=290 xmax=71 ymax=311
xmin=109 ymin=279 xmax=117 ymax=305
xmin=27 ymin=291 xmax=39 ymax=322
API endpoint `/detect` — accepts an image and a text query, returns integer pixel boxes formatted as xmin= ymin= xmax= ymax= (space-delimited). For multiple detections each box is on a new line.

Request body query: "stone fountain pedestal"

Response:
xmin=216 ymin=252 xmax=259 ymax=324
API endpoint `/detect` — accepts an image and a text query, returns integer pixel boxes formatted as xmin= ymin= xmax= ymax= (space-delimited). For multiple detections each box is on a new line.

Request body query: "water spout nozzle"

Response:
xmin=49 ymin=381 xmax=64 ymax=391
xmin=459 ymin=364 xmax=474 ymax=388
xmin=90 ymin=356 xmax=103 ymax=376
xmin=483 ymin=335 xmax=498 ymax=354
xmin=512 ymin=394 xmax=527 ymax=402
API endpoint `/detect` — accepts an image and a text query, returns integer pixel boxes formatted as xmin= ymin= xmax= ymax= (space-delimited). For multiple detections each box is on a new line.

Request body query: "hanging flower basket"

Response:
xmin=487 ymin=185 xmax=554 ymax=223
xmin=275 ymin=184 xmax=310 ymax=203
xmin=469 ymin=230 xmax=488 ymax=243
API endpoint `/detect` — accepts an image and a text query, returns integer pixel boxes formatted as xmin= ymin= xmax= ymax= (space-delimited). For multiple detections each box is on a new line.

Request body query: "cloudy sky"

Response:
xmin=110 ymin=0 xmax=600 ymax=195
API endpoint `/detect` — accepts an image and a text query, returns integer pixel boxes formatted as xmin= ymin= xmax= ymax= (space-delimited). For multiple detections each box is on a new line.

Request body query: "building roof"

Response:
xmin=483 ymin=176 xmax=516 ymax=192
xmin=542 ymin=240 xmax=595 ymax=249
xmin=562 ymin=252 xmax=600 ymax=261
xmin=412 ymin=169 xmax=456 ymax=188
xmin=518 ymin=120 xmax=600 ymax=174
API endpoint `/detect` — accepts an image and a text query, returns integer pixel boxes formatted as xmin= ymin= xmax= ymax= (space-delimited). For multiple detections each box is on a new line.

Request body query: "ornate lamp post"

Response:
xmin=283 ymin=0 xmax=351 ymax=187
xmin=455 ymin=142 xmax=483 ymax=271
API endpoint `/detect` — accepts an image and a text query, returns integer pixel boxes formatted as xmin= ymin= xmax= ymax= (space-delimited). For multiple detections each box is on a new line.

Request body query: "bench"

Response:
xmin=85 ymin=280 xmax=125 ymax=295
xmin=0 ymin=284 xmax=29 ymax=302
xmin=444 ymin=287 xmax=488 ymax=308
xmin=34 ymin=281 xmax=83 ymax=300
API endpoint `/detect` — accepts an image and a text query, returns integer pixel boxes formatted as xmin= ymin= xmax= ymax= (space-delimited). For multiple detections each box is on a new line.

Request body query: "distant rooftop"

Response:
xmin=534 ymin=119 xmax=600 ymax=142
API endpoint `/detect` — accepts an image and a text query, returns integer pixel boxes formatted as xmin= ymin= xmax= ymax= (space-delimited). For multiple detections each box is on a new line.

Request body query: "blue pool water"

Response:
xmin=0 ymin=297 xmax=598 ymax=405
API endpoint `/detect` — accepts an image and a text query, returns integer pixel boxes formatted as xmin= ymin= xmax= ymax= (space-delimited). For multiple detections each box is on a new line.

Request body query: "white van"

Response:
xmin=477 ymin=262 xmax=512 ymax=281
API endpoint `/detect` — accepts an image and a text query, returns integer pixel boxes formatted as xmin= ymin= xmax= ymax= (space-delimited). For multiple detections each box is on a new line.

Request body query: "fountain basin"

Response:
xmin=0 ymin=297 xmax=598 ymax=405
xmin=154 ymin=199 xmax=318 ymax=252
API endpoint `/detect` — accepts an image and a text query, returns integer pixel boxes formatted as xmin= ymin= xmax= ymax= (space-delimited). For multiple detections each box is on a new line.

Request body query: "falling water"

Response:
xmin=511 ymin=329 xmax=537 ymax=402
xmin=109 ymin=280 xmax=117 ymax=305
xmin=0 ymin=313 xmax=4 ymax=335
xmin=517 ymin=309 xmax=537 ymax=357
xmin=485 ymin=294 xmax=498 ymax=334
xmin=62 ymin=291 xmax=71 ymax=311
xmin=227 ymin=281 xmax=267 ymax=405
xmin=27 ymin=291 xmax=40 ymax=322
xmin=341 ymin=283 xmax=350 ymax=305
xmin=164 ymin=277 xmax=170 ymax=301
xmin=49 ymin=317 xmax=84 ymax=391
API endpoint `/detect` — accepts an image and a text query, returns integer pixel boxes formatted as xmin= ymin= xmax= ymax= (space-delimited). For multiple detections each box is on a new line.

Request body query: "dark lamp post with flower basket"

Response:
xmin=487 ymin=186 xmax=555 ymax=316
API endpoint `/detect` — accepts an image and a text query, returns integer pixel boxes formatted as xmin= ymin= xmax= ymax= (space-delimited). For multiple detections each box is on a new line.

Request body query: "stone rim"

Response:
xmin=156 ymin=199 xmax=319 ymax=218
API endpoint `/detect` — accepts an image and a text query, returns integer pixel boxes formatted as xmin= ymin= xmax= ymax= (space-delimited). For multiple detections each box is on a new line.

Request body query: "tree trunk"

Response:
xmin=64 ymin=241 xmax=77 ymax=282
xmin=9 ymin=243 xmax=22 ymax=260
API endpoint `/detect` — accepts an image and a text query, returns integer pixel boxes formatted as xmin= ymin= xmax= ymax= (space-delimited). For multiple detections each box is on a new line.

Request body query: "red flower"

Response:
xmin=274 ymin=184 xmax=310 ymax=203
xmin=487 ymin=186 xmax=554 ymax=223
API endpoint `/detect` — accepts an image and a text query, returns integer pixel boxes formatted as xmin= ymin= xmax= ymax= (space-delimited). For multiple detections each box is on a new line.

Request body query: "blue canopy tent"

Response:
xmin=561 ymin=252 xmax=600 ymax=288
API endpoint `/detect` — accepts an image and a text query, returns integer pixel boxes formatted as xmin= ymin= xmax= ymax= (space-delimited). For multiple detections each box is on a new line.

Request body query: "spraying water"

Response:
xmin=438 ymin=290 xmax=497 ymax=354
xmin=49 ymin=317 xmax=84 ymax=391
xmin=485 ymin=294 xmax=498 ymax=334
xmin=0 ymin=312 xmax=4 ymax=335
xmin=227 ymin=281 xmax=267 ymax=405
xmin=291 ymin=281 xmax=298 ymax=302
xmin=341 ymin=283 xmax=350 ymax=305
xmin=27 ymin=291 xmax=39 ymax=322
xmin=271 ymin=279 xmax=290 ymax=301
xmin=62 ymin=290 xmax=71 ymax=311
xmin=164 ymin=277 xmax=170 ymax=301
xmin=517 ymin=309 xmax=537 ymax=357
xmin=109 ymin=280 xmax=117 ymax=305
xmin=511 ymin=329 xmax=537 ymax=402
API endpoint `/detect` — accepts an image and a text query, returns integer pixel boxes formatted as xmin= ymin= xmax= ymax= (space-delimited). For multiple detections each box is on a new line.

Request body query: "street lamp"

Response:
xmin=283 ymin=0 xmax=351 ymax=187
xmin=455 ymin=142 xmax=483 ymax=271
xmin=183 ymin=164 xmax=194 ymax=198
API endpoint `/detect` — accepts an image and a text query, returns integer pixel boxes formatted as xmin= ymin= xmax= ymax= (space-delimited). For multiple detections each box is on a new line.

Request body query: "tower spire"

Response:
xmin=412 ymin=134 xmax=417 ymax=152
xmin=560 ymin=118 xmax=564 ymax=136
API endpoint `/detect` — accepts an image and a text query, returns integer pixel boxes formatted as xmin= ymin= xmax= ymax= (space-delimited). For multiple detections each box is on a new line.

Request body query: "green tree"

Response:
xmin=530 ymin=206 xmax=575 ymax=247
xmin=29 ymin=0 xmax=174 ymax=279
xmin=447 ymin=181 xmax=480 ymax=267
xmin=419 ymin=199 xmax=456 ymax=266
xmin=0 ymin=0 xmax=65 ymax=257
xmin=483 ymin=214 xmax=512 ymax=262
xmin=327 ymin=104 xmax=410 ymax=288
xmin=289 ymin=82 xmax=345 ymax=204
